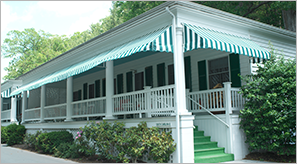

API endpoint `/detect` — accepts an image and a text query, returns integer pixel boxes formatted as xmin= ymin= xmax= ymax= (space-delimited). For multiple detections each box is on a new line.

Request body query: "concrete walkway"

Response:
xmin=1 ymin=144 xmax=77 ymax=163
xmin=2 ymin=144 xmax=277 ymax=163
xmin=223 ymin=160 xmax=277 ymax=163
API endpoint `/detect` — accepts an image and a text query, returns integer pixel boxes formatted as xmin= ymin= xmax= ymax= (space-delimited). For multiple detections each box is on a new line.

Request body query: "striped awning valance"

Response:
xmin=10 ymin=26 xmax=173 ymax=96
xmin=183 ymin=22 xmax=270 ymax=59
xmin=1 ymin=88 xmax=11 ymax=98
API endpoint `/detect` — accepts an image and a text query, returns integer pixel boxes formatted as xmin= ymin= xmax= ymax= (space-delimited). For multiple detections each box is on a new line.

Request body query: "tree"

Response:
xmin=115 ymin=1 xmax=296 ymax=31
xmin=1 ymin=28 xmax=73 ymax=80
xmin=239 ymin=47 xmax=296 ymax=155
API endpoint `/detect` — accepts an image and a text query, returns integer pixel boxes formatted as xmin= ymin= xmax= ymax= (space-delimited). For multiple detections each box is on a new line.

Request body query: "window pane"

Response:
xmin=208 ymin=57 xmax=229 ymax=89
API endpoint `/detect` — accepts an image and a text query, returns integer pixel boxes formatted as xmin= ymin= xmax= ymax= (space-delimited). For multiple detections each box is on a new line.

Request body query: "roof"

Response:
xmin=5 ymin=1 xmax=295 ymax=84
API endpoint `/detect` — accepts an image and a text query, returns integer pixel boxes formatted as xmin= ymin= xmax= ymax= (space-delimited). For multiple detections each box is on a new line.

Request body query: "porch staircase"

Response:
xmin=193 ymin=126 xmax=234 ymax=163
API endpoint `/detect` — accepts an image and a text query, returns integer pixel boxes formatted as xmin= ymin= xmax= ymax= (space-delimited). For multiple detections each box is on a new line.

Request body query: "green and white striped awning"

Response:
xmin=10 ymin=26 xmax=173 ymax=96
xmin=183 ymin=22 xmax=270 ymax=59
xmin=1 ymin=88 xmax=11 ymax=98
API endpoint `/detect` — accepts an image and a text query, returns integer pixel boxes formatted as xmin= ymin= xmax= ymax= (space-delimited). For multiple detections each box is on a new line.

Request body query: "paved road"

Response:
xmin=1 ymin=144 xmax=77 ymax=163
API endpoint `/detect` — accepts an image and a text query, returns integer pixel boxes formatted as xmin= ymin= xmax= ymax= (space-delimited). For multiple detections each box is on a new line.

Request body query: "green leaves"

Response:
xmin=76 ymin=121 xmax=176 ymax=163
xmin=239 ymin=51 xmax=296 ymax=156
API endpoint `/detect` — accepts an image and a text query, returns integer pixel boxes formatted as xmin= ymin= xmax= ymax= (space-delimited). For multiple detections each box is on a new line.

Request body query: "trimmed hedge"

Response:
xmin=36 ymin=131 xmax=73 ymax=154
xmin=1 ymin=126 xmax=8 ymax=143
xmin=5 ymin=123 xmax=26 ymax=146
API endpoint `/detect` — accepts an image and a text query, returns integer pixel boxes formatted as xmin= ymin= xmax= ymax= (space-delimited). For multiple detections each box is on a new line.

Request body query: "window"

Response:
xmin=208 ymin=57 xmax=229 ymax=89
xmin=168 ymin=64 xmax=174 ymax=85
xmin=73 ymin=90 xmax=81 ymax=102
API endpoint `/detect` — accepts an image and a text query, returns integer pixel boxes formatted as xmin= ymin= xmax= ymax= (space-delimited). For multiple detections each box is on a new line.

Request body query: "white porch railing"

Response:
xmin=112 ymin=85 xmax=175 ymax=117
xmin=187 ymin=88 xmax=225 ymax=113
xmin=72 ymin=97 xmax=106 ymax=119
xmin=187 ymin=87 xmax=244 ymax=113
xmin=44 ymin=103 xmax=67 ymax=120
xmin=24 ymin=108 xmax=41 ymax=121
xmin=230 ymin=88 xmax=245 ymax=110
xmin=1 ymin=110 xmax=11 ymax=121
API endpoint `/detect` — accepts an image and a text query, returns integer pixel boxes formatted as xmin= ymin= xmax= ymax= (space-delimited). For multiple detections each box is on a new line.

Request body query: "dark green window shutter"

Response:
xmin=102 ymin=79 xmax=106 ymax=97
xmin=198 ymin=60 xmax=207 ymax=90
xmin=78 ymin=90 xmax=81 ymax=101
xmin=229 ymin=54 xmax=241 ymax=87
xmin=157 ymin=63 xmax=165 ymax=87
xmin=95 ymin=80 xmax=100 ymax=98
xmin=184 ymin=56 xmax=192 ymax=91
xmin=126 ymin=71 xmax=133 ymax=92
xmin=168 ymin=64 xmax=174 ymax=85
xmin=83 ymin=83 xmax=88 ymax=100
xmin=145 ymin=66 xmax=153 ymax=87
xmin=117 ymin=74 xmax=123 ymax=94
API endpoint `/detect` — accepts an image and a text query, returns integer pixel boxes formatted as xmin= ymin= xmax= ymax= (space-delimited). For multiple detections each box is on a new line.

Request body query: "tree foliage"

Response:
xmin=239 ymin=48 xmax=296 ymax=155
xmin=1 ymin=1 xmax=295 ymax=80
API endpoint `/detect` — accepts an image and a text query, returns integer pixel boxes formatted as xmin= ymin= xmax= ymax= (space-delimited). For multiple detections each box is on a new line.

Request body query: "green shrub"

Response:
xmin=23 ymin=131 xmax=42 ymax=149
xmin=1 ymin=126 xmax=8 ymax=143
xmin=53 ymin=142 xmax=81 ymax=159
xmin=36 ymin=131 xmax=73 ymax=154
xmin=77 ymin=121 xmax=176 ymax=163
xmin=240 ymin=53 xmax=296 ymax=156
xmin=5 ymin=123 xmax=26 ymax=146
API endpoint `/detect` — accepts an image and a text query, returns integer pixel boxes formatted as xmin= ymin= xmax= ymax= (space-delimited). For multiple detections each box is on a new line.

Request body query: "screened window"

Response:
xmin=208 ymin=57 xmax=229 ymax=89
xmin=102 ymin=79 xmax=106 ymax=97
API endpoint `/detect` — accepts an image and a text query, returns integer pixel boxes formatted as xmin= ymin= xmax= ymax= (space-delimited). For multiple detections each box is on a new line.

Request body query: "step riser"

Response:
xmin=193 ymin=126 xmax=234 ymax=163
xmin=195 ymin=149 xmax=225 ymax=156
xmin=194 ymin=137 xmax=211 ymax=143
xmin=194 ymin=143 xmax=217 ymax=150
xmin=195 ymin=154 xmax=234 ymax=163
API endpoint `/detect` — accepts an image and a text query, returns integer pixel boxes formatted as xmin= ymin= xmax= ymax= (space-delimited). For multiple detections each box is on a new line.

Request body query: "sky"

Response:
xmin=1 ymin=1 xmax=113 ymax=83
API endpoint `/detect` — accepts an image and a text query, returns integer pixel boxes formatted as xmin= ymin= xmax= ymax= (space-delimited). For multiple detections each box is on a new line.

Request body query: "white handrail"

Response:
xmin=44 ymin=103 xmax=67 ymax=109
xmin=72 ymin=97 xmax=106 ymax=105
xmin=187 ymin=96 xmax=229 ymax=128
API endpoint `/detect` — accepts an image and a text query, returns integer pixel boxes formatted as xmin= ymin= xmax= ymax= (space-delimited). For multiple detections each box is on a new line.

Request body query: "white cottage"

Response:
xmin=1 ymin=1 xmax=296 ymax=163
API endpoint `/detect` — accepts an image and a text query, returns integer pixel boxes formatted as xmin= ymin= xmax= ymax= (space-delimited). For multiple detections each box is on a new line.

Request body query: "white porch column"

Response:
xmin=65 ymin=77 xmax=73 ymax=121
xmin=223 ymin=82 xmax=233 ymax=154
xmin=174 ymin=27 xmax=189 ymax=115
xmin=40 ymin=85 xmax=46 ymax=123
xmin=21 ymin=91 xmax=27 ymax=124
xmin=10 ymin=87 xmax=18 ymax=123
xmin=104 ymin=61 xmax=116 ymax=119
xmin=173 ymin=26 xmax=194 ymax=163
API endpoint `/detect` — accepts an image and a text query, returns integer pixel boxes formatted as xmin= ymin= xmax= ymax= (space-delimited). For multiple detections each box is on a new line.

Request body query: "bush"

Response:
xmin=36 ymin=131 xmax=73 ymax=154
xmin=23 ymin=131 xmax=42 ymax=149
xmin=1 ymin=126 xmax=8 ymax=143
xmin=77 ymin=121 xmax=176 ymax=163
xmin=53 ymin=142 xmax=81 ymax=159
xmin=240 ymin=53 xmax=296 ymax=156
xmin=5 ymin=123 xmax=26 ymax=146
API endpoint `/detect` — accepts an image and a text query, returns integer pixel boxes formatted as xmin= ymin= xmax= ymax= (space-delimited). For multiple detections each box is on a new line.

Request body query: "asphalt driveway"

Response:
xmin=1 ymin=144 xmax=77 ymax=163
